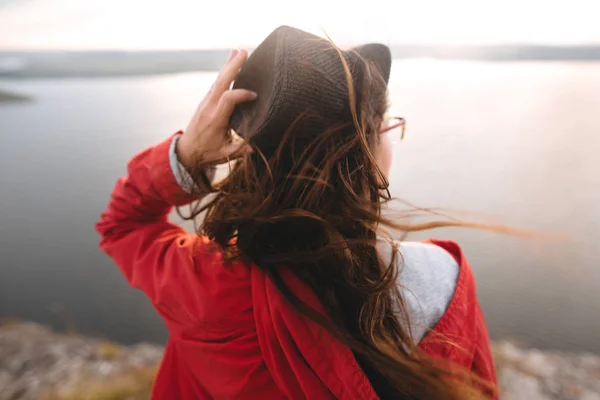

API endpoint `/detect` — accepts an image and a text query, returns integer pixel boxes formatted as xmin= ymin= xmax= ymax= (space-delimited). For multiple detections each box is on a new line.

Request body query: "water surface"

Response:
xmin=0 ymin=60 xmax=598 ymax=352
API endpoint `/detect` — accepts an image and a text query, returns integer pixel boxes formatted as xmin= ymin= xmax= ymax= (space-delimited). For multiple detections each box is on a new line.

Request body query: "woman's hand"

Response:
xmin=176 ymin=49 xmax=257 ymax=170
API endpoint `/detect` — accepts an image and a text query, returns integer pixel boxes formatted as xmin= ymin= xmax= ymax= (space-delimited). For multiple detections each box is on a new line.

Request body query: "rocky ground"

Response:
xmin=0 ymin=322 xmax=598 ymax=399
xmin=0 ymin=322 xmax=162 ymax=400
xmin=494 ymin=341 xmax=600 ymax=400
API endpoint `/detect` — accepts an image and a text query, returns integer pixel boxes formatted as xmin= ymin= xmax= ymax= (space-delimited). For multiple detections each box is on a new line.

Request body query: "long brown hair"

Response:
xmin=181 ymin=46 xmax=494 ymax=399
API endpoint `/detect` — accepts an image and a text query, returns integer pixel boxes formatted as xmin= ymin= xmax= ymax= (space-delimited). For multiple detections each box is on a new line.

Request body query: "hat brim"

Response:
xmin=351 ymin=43 xmax=392 ymax=85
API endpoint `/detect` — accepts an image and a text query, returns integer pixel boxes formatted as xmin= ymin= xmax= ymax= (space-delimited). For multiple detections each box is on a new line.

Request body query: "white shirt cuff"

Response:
xmin=169 ymin=134 xmax=214 ymax=194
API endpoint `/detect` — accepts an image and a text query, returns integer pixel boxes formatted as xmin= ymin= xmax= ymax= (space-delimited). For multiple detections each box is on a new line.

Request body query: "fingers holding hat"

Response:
xmin=217 ymin=89 xmax=257 ymax=121
xmin=178 ymin=49 xmax=255 ymax=168
xmin=209 ymin=88 xmax=256 ymax=162
xmin=209 ymin=49 xmax=249 ymax=103
xmin=227 ymin=49 xmax=239 ymax=62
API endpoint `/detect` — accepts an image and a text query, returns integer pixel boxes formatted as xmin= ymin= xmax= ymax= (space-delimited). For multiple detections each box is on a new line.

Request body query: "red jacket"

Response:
xmin=96 ymin=136 xmax=497 ymax=399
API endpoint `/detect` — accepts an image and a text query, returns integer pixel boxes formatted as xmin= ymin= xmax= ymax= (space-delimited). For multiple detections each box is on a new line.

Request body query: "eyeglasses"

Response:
xmin=378 ymin=116 xmax=406 ymax=143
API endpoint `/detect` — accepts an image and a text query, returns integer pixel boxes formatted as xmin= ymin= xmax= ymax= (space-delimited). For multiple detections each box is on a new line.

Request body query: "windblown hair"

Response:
xmin=180 ymin=46 xmax=495 ymax=399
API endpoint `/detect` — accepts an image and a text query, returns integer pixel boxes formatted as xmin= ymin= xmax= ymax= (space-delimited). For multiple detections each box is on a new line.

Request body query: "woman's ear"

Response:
xmin=376 ymin=132 xmax=393 ymax=179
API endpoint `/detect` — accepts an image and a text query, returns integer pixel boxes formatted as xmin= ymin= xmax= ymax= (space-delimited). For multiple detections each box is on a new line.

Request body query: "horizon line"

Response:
xmin=2 ymin=43 xmax=600 ymax=53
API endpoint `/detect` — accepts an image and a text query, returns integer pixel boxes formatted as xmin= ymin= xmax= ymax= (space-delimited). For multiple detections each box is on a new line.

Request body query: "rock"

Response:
xmin=494 ymin=341 xmax=600 ymax=400
xmin=500 ymin=369 xmax=547 ymax=400
xmin=0 ymin=322 xmax=162 ymax=400
xmin=580 ymin=393 xmax=600 ymax=400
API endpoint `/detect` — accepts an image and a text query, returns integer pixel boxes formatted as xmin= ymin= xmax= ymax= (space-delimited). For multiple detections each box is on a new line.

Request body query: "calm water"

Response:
xmin=0 ymin=60 xmax=599 ymax=352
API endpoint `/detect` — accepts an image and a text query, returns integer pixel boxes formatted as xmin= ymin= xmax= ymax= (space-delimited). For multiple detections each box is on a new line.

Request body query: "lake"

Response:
xmin=0 ymin=60 xmax=599 ymax=352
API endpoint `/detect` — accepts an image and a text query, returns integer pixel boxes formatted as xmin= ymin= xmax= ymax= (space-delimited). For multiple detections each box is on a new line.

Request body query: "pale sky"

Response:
xmin=1 ymin=0 xmax=599 ymax=50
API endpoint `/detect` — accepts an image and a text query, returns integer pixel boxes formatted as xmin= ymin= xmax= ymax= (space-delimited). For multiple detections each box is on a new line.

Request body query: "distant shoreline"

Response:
xmin=0 ymin=89 xmax=31 ymax=102
xmin=0 ymin=45 xmax=599 ymax=79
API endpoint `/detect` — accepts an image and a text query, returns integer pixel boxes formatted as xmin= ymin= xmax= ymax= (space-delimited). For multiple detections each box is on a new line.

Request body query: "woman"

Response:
xmin=97 ymin=26 xmax=496 ymax=399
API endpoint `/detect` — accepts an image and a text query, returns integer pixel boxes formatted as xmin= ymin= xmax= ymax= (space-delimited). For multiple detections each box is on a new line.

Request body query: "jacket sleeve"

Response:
xmin=95 ymin=133 xmax=208 ymax=325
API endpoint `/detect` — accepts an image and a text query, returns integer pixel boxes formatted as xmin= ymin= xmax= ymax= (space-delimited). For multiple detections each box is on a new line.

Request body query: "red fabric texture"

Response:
xmin=96 ymin=136 xmax=497 ymax=399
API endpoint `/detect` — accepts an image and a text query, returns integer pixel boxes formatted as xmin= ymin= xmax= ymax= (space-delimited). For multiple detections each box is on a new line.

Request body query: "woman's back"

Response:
xmin=96 ymin=139 xmax=493 ymax=398
xmin=162 ymin=242 xmax=460 ymax=399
